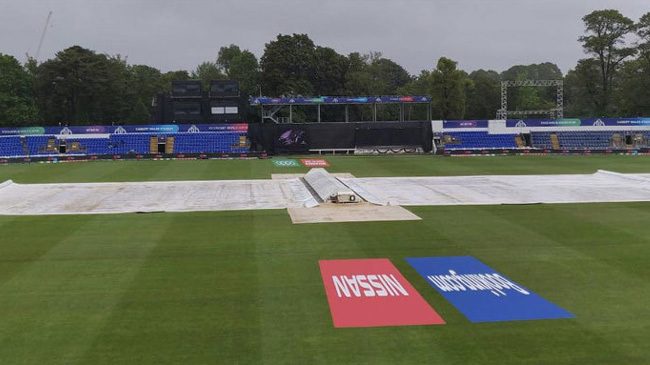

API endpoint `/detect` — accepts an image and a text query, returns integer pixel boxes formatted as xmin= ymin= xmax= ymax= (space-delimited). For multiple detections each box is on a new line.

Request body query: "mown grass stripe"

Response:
xmin=0 ymin=214 xmax=172 ymax=364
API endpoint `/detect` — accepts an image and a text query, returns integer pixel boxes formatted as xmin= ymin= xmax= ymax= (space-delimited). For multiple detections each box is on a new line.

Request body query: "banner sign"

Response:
xmin=319 ymin=259 xmax=445 ymax=328
xmin=443 ymin=120 xmax=489 ymax=129
xmin=272 ymin=158 xmax=300 ymax=167
xmin=582 ymin=118 xmax=650 ymax=126
xmin=300 ymin=159 xmax=329 ymax=167
xmin=275 ymin=127 xmax=309 ymax=153
xmin=0 ymin=124 xmax=248 ymax=136
xmin=505 ymin=119 xmax=582 ymax=128
xmin=0 ymin=127 xmax=47 ymax=135
xmin=251 ymin=96 xmax=431 ymax=106
xmin=406 ymin=256 xmax=574 ymax=323
xmin=506 ymin=118 xmax=650 ymax=128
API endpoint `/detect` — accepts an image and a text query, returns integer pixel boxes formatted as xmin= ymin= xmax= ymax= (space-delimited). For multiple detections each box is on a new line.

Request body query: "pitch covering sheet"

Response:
xmin=3 ymin=171 xmax=650 ymax=215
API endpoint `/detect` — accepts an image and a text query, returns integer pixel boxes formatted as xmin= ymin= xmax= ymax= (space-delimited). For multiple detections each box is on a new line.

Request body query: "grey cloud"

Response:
xmin=1 ymin=0 xmax=648 ymax=76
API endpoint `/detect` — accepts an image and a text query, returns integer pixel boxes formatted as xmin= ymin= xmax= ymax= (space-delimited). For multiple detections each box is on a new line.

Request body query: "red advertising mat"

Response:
xmin=300 ymin=159 xmax=330 ymax=167
xmin=319 ymin=258 xmax=445 ymax=328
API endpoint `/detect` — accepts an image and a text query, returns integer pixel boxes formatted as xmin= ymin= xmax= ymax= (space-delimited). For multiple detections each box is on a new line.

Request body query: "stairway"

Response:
xmin=20 ymin=137 xmax=29 ymax=155
xmin=514 ymin=135 xmax=526 ymax=148
xmin=238 ymin=135 xmax=249 ymax=148
xmin=635 ymin=133 xmax=646 ymax=148
xmin=149 ymin=136 xmax=158 ymax=154
xmin=46 ymin=138 xmax=57 ymax=152
xmin=165 ymin=136 xmax=174 ymax=154
xmin=611 ymin=133 xmax=622 ymax=148
xmin=69 ymin=141 xmax=81 ymax=152
xmin=550 ymin=134 xmax=560 ymax=149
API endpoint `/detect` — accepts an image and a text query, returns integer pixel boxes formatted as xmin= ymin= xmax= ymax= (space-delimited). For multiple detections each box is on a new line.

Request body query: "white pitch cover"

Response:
xmin=2 ymin=171 xmax=650 ymax=215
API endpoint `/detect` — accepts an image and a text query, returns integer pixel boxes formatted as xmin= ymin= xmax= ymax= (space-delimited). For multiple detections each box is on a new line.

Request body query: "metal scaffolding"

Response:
xmin=496 ymin=80 xmax=563 ymax=120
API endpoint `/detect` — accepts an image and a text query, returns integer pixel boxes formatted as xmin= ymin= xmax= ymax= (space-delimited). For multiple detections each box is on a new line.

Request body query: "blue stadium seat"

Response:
xmin=0 ymin=131 xmax=250 ymax=157
xmin=531 ymin=131 xmax=638 ymax=150
xmin=443 ymin=132 xmax=517 ymax=150
xmin=0 ymin=136 xmax=23 ymax=157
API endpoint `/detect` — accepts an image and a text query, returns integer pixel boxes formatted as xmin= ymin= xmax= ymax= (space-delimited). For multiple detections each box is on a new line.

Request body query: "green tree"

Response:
xmin=0 ymin=54 xmax=39 ymax=126
xmin=312 ymin=46 xmax=348 ymax=95
xmin=577 ymin=9 xmax=636 ymax=115
xmin=260 ymin=34 xmax=359 ymax=122
xmin=217 ymin=45 xmax=261 ymax=122
xmin=396 ymin=70 xmax=433 ymax=121
xmin=617 ymin=12 xmax=650 ymax=116
xmin=216 ymin=45 xmax=261 ymax=97
xmin=342 ymin=51 xmax=413 ymax=96
xmin=343 ymin=52 xmax=375 ymax=121
xmin=32 ymin=46 xmax=134 ymax=124
xmin=260 ymin=34 xmax=316 ymax=96
xmin=343 ymin=52 xmax=412 ymax=121
xmin=564 ymin=59 xmax=602 ymax=117
xmin=130 ymin=65 xmax=164 ymax=99
xmin=161 ymin=70 xmax=191 ymax=92
xmin=617 ymin=59 xmax=650 ymax=116
xmin=227 ymin=51 xmax=260 ymax=94
xmin=465 ymin=70 xmax=500 ymax=119
xmin=344 ymin=52 xmax=377 ymax=95
xmin=431 ymin=57 xmax=468 ymax=119
xmin=217 ymin=44 xmax=243 ymax=75
xmin=501 ymin=63 xmax=563 ymax=81
xmin=125 ymin=99 xmax=151 ymax=123
xmin=397 ymin=70 xmax=432 ymax=95
xmin=192 ymin=61 xmax=226 ymax=90
xmin=127 ymin=65 xmax=165 ymax=123
xmin=638 ymin=12 xmax=650 ymax=62
xmin=370 ymin=57 xmax=411 ymax=95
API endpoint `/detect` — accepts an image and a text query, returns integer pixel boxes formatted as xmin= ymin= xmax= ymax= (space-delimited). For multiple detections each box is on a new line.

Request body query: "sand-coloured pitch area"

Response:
xmin=287 ymin=204 xmax=420 ymax=224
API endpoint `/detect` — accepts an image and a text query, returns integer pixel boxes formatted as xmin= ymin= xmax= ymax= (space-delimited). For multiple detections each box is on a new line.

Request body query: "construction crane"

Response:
xmin=28 ymin=11 xmax=53 ymax=62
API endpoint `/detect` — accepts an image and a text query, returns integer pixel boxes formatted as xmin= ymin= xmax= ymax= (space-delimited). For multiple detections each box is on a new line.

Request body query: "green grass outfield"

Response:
xmin=1 ymin=155 xmax=650 ymax=364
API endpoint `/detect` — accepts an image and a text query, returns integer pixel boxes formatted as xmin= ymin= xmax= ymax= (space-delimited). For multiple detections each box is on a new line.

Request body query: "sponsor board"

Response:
xmin=251 ymin=96 xmax=430 ymax=105
xmin=301 ymin=159 xmax=329 ymax=167
xmin=406 ymin=256 xmax=574 ymax=323
xmin=504 ymin=117 xmax=650 ymax=128
xmin=272 ymin=158 xmax=300 ymax=167
xmin=443 ymin=120 xmax=489 ymax=129
xmin=0 ymin=123 xmax=248 ymax=136
xmin=319 ymin=258 xmax=445 ymax=328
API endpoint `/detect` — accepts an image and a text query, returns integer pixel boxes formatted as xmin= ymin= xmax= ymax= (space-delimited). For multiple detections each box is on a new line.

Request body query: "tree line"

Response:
xmin=0 ymin=9 xmax=649 ymax=126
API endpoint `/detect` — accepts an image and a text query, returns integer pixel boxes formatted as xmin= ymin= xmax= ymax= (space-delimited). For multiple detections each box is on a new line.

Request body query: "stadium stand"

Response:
xmin=173 ymin=132 xmax=249 ymax=154
xmin=107 ymin=134 xmax=150 ymax=155
xmin=531 ymin=131 xmax=650 ymax=150
xmin=442 ymin=132 xmax=518 ymax=150
xmin=4 ymin=119 xmax=650 ymax=159
xmin=0 ymin=131 xmax=249 ymax=158
xmin=532 ymin=131 xmax=610 ymax=150
xmin=442 ymin=131 xmax=650 ymax=151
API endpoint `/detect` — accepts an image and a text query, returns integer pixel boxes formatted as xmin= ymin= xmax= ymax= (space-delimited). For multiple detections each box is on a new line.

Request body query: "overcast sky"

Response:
xmin=1 ymin=0 xmax=648 ymax=76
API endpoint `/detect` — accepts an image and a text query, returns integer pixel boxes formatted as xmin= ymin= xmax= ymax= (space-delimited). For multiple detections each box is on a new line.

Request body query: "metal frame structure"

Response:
xmin=251 ymin=96 xmax=432 ymax=124
xmin=496 ymin=80 xmax=563 ymax=120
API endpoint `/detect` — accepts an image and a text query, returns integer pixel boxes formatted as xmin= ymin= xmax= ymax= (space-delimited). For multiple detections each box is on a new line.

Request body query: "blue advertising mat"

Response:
xmin=405 ymin=256 xmax=574 ymax=323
